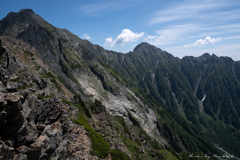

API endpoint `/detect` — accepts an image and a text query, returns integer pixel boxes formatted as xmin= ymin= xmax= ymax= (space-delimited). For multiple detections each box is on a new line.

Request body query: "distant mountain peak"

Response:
xmin=0 ymin=9 xmax=55 ymax=39
xmin=3 ymin=9 xmax=35 ymax=21
xmin=19 ymin=9 xmax=35 ymax=14
xmin=133 ymin=42 xmax=153 ymax=52
xmin=196 ymin=53 xmax=211 ymax=62
xmin=200 ymin=53 xmax=211 ymax=58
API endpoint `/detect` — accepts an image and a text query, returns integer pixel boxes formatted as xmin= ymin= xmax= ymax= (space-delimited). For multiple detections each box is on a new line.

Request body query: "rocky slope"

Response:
xmin=1 ymin=9 xmax=238 ymax=159
xmin=0 ymin=36 xmax=190 ymax=160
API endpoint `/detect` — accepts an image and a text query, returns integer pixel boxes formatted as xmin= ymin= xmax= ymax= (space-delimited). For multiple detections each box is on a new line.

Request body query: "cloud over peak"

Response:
xmin=81 ymin=34 xmax=91 ymax=40
xmin=184 ymin=36 xmax=221 ymax=48
xmin=104 ymin=37 xmax=113 ymax=47
xmin=105 ymin=29 xmax=144 ymax=47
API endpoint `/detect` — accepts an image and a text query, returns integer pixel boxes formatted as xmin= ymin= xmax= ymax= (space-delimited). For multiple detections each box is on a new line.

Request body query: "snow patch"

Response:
xmin=201 ymin=94 xmax=206 ymax=102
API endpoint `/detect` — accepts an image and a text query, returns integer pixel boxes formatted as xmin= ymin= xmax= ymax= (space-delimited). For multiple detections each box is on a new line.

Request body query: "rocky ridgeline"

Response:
xmin=0 ymin=38 xmax=94 ymax=160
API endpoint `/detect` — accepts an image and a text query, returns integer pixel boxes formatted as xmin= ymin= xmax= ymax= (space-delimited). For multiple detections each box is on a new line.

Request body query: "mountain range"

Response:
xmin=0 ymin=9 xmax=239 ymax=160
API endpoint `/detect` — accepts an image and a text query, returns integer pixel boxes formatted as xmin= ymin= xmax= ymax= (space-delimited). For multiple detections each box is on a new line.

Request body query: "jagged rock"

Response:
xmin=63 ymin=121 xmax=92 ymax=160
xmin=6 ymin=82 xmax=18 ymax=92
xmin=16 ymin=145 xmax=40 ymax=160
xmin=17 ymin=120 xmax=38 ymax=145
xmin=35 ymin=98 xmax=66 ymax=125
xmin=35 ymin=79 xmax=48 ymax=90
xmin=33 ymin=123 xmax=65 ymax=160
xmin=5 ymin=138 xmax=14 ymax=147
xmin=0 ymin=92 xmax=5 ymax=104
xmin=91 ymin=99 xmax=105 ymax=114
xmin=0 ymin=81 xmax=6 ymax=92
xmin=0 ymin=39 xmax=6 ymax=55
xmin=0 ymin=92 xmax=24 ymax=139
xmin=0 ymin=140 xmax=14 ymax=160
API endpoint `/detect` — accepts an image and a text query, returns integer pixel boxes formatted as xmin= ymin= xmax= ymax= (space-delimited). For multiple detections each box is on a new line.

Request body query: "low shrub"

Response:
xmin=73 ymin=113 xmax=110 ymax=158
xmin=110 ymin=149 xmax=131 ymax=160
xmin=61 ymin=98 xmax=72 ymax=106
xmin=73 ymin=95 xmax=91 ymax=118
xmin=37 ymin=94 xmax=45 ymax=102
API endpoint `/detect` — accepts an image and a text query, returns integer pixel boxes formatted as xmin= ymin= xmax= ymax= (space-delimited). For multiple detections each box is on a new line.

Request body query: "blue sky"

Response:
xmin=1 ymin=0 xmax=240 ymax=60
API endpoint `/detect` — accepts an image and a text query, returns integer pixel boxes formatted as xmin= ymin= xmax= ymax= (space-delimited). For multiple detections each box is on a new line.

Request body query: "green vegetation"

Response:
xmin=68 ymin=63 xmax=81 ymax=69
xmin=139 ymin=129 xmax=162 ymax=150
xmin=34 ymin=65 xmax=41 ymax=71
xmin=44 ymin=23 xmax=55 ymax=33
xmin=99 ymin=62 xmax=124 ymax=84
xmin=92 ymin=49 xmax=240 ymax=157
xmin=18 ymin=84 xmax=33 ymax=90
xmin=73 ymin=113 xmax=110 ymax=158
xmin=37 ymin=94 xmax=45 ymax=101
xmin=126 ymin=92 xmax=134 ymax=101
xmin=44 ymin=72 xmax=61 ymax=91
xmin=58 ymin=60 xmax=84 ymax=93
xmin=73 ymin=95 xmax=91 ymax=118
xmin=101 ymin=91 xmax=109 ymax=101
xmin=45 ymin=94 xmax=55 ymax=98
xmin=60 ymin=38 xmax=68 ymax=43
xmin=128 ymin=113 xmax=141 ymax=128
xmin=110 ymin=149 xmax=131 ymax=160
xmin=122 ymin=138 xmax=139 ymax=154
xmin=18 ymin=85 xmax=27 ymax=90
xmin=10 ymin=77 xmax=20 ymax=82
xmin=72 ymin=99 xmax=131 ymax=159
xmin=37 ymin=94 xmax=55 ymax=102
xmin=105 ymin=79 xmax=120 ymax=94
xmin=19 ymin=69 xmax=26 ymax=73
xmin=24 ymin=50 xmax=34 ymax=57
xmin=61 ymin=98 xmax=72 ymax=106
xmin=115 ymin=116 xmax=130 ymax=134
xmin=57 ymin=74 xmax=66 ymax=83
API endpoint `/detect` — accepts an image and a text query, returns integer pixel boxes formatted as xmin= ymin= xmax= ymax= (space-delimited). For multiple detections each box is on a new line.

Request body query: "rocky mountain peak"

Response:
xmin=133 ymin=42 xmax=154 ymax=52
xmin=19 ymin=9 xmax=35 ymax=14
xmin=0 ymin=9 xmax=53 ymax=39
xmin=2 ymin=9 xmax=35 ymax=22
xmin=196 ymin=53 xmax=211 ymax=62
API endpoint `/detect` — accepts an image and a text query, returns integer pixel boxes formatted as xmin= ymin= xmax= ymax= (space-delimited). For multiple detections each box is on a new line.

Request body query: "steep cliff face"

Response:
xmin=1 ymin=9 xmax=239 ymax=159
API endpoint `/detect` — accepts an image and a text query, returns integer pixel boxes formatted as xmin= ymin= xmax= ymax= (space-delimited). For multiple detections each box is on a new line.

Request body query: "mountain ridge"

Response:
xmin=0 ymin=9 xmax=233 ymax=61
xmin=0 ymin=9 xmax=239 ymax=159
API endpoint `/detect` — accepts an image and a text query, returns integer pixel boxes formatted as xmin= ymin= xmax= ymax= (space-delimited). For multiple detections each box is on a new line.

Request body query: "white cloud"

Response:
xmin=79 ymin=1 xmax=137 ymax=16
xmin=145 ymin=0 xmax=240 ymax=48
xmin=165 ymin=43 xmax=240 ymax=61
xmin=144 ymin=35 xmax=164 ymax=46
xmin=81 ymin=34 xmax=91 ymax=40
xmin=144 ymin=24 xmax=200 ymax=46
xmin=148 ymin=0 xmax=240 ymax=25
xmin=104 ymin=37 xmax=113 ymax=47
xmin=184 ymin=36 xmax=221 ymax=47
xmin=106 ymin=29 xmax=144 ymax=47
xmin=144 ymin=35 xmax=157 ymax=41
